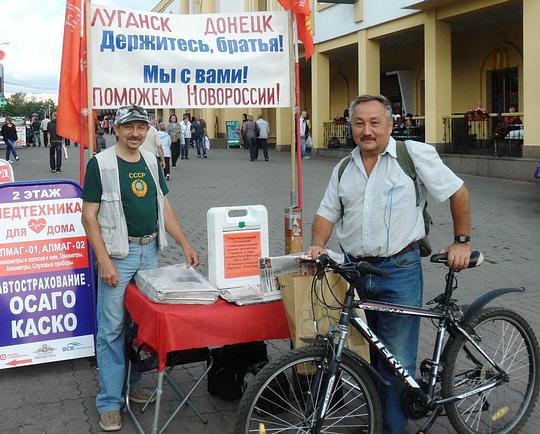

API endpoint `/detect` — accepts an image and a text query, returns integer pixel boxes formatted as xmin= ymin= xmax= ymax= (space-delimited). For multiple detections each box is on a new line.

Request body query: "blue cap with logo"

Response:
xmin=114 ymin=105 xmax=150 ymax=125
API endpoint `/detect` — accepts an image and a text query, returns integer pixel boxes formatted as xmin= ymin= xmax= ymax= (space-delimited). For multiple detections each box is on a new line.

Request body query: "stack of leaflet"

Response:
xmin=218 ymin=285 xmax=265 ymax=306
xmin=259 ymin=249 xmax=346 ymax=293
xmin=135 ymin=263 xmax=218 ymax=304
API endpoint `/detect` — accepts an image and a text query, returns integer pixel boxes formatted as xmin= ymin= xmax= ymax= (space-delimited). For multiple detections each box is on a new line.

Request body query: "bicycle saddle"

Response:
xmin=430 ymin=250 xmax=484 ymax=268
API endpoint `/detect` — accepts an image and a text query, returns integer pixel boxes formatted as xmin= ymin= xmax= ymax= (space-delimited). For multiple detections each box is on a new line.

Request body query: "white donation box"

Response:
xmin=207 ymin=205 xmax=269 ymax=289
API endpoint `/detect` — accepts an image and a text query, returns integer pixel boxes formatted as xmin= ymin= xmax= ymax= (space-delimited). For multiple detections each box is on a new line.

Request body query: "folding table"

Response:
xmin=124 ymin=283 xmax=290 ymax=434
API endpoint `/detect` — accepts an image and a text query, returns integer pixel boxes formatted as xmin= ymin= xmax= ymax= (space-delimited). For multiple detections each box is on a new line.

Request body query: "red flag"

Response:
xmin=57 ymin=0 xmax=89 ymax=148
xmin=278 ymin=0 xmax=314 ymax=59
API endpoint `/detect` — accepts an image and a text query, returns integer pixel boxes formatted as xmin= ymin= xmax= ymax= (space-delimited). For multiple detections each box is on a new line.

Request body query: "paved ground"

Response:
xmin=1 ymin=141 xmax=539 ymax=433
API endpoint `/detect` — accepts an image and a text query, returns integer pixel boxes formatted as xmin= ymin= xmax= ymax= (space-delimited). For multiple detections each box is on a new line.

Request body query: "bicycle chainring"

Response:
xmin=403 ymin=384 xmax=431 ymax=419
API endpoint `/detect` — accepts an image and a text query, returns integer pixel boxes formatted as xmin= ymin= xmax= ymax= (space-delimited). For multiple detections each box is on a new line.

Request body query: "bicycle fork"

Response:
xmin=310 ymin=296 xmax=354 ymax=433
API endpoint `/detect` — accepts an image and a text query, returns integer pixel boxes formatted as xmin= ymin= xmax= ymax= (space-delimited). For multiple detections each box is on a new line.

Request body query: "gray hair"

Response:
xmin=349 ymin=95 xmax=393 ymax=123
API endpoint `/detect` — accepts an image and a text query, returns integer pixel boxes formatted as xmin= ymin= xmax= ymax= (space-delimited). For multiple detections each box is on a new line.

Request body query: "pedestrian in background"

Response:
xmin=96 ymin=128 xmax=106 ymax=153
xmin=1 ymin=116 xmax=20 ymax=162
xmin=31 ymin=115 xmax=42 ymax=147
xmin=25 ymin=118 xmax=32 ymax=146
xmin=158 ymin=124 xmax=172 ymax=180
xmin=300 ymin=110 xmax=310 ymax=159
xmin=47 ymin=112 xmax=63 ymax=173
xmin=140 ymin=124 xmax=166 ymax=170
xmin=192 ymin=115 xmax=207 ymax=158
xmin=166 ymin=114 xmax=183 ymax=168
xmin=255 ymin=114 xmax=270 ymax=161
xmin=242 ymin=115 xmax=259 ymax=161
xmin=41 ymin=114 xmax=51 ymax=148
xmin=181 ymin=114 xmax=191 ymax=160
xmin=240 ymin=113 xmax=248 ymax=149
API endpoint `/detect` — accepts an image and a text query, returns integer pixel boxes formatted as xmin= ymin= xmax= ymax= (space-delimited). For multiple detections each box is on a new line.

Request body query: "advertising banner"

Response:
xmin=14 ymin=118 xmax=27 ymax=147
xmin=0 ymin=181 xmax=96 ymax=369
xmin=225 ymin=120 xmax=240 ymax=148
xmin=0 ymin=159 xmax=14 ymax=184
xmin=90 ymin=5 xmax=290 ymax=108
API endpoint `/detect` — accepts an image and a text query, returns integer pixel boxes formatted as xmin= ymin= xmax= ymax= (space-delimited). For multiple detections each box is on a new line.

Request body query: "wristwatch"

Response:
xmin=454 ymin=234 xmax=471 ymax=243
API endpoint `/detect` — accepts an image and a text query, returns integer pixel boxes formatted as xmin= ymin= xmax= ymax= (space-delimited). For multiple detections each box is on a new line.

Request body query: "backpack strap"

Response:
xmin=337 ymin=156 xmax=352 ymax=223
xmin=395 ymin=140 xmax=420 ymax=207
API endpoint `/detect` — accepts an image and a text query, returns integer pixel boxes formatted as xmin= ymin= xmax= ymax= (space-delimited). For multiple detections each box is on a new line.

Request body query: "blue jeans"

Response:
xmin=49 ymin=142 xmax=62 ymax=171
xmin=195 ymin=135 xmax=206 ymax=157
xmin=247 ymin=137 xmax=257 ymax=160
xmin=95 ymin=240 xmax=158 ymax=413
xmin=181 ymin=138 xmax=189 ymax=158
xmin=355 ymin=248 xmax=423 ymax=434
xmin=257 ymin=138 xmax=269 ymax=160
xmin=33 ymin=131 xmax=41 ymax=147
xmin=5 ymin=139 xmax=18 ymax=160
xmin=300 ymin=135 xmax=307 ymax=157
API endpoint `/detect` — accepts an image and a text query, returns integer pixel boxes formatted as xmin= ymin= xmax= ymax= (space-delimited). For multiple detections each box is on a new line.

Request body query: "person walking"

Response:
xmin=31 ymin=115 xmax=42 ymax=147
xmin=81 ymin=105 xmax=199 ymax=432
xmin=41 ymin=114 xmax=51 ymax=148
xmin=255 ymin=114 xmax=270 ymax=161
xmin=47 ymin=112 xmax=63 ymax=173
xmin=95 ymin=128 xmax=106 ymax=153
xmin=158 ymin=124 xmax=172 ymax=180
xmin=166 ymin=114 xmax=183 ymax=168
xmin=181 ymin=114 xmax=191 ymax=160
xmin=140 ymin=124 xmax=166 ymax=170
xmin=300 ymin=110 xmax=310 ymax=159
xmin=192 ymin=116 xmax=207 ymax=158
xmin=242 ymin=115 xmax=259 ymax=161
xmin=1 ymin=116 xmax=20 ymax=162
xmin=308 ymin=94 xmax=472 ymax=434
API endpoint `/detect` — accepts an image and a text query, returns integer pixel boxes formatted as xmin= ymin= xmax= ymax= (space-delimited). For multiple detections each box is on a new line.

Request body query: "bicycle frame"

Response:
xmin=315 ymin=270 xmax=508 ymax=431
xmin=323 ymin=278 xmax=509 ymax=411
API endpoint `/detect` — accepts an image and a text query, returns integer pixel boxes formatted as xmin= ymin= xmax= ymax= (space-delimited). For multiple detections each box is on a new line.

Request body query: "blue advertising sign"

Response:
xmin=226 ymin=120 xmax=241 ymax=148
xmin=0 ymin=180 xmax=96 ymax=369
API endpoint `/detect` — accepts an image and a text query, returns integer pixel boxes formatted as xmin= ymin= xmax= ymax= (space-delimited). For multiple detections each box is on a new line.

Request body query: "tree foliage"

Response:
xmin=1 ymin=92 xmax=56 ymax=118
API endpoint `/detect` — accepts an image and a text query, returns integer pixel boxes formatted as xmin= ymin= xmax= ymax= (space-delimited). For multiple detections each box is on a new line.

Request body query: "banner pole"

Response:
xmin=79 ymin=1 xmax=87 ymax=185
xmin=284 ymin=12 xmax=304 ymax=255
xmin=293 ymin=13 xmax=303 ymax=210
xmin=288 ymin=11 xmax=296 ymax=208
xmin=85 ymin=0 xmax=94 ymax=171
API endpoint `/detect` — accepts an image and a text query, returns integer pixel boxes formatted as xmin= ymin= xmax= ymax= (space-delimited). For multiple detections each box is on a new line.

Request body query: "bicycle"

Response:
xmin=235 ymin=251 xmax=539 ymax=433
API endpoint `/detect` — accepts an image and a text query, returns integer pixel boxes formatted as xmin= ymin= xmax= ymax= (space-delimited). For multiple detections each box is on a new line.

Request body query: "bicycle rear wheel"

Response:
xmin=442 ymin=307 xmax=540 ymax=434
xmin=235 ymin=345 xmax=382 ymax=433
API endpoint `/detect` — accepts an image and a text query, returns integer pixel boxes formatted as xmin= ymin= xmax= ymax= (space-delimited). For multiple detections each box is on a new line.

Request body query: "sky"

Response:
xmin=0 ymin=0 xmax=159 ymax=99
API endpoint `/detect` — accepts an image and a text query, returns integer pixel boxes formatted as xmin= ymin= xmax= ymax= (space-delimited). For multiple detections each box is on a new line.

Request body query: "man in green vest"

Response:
xmin=81 ymin=105 xmax=199 ymax=432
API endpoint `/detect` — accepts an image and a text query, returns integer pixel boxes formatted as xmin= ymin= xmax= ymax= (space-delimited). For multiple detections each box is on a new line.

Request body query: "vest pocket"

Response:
xmin=98 ymin=193 xmax=122 ymax=228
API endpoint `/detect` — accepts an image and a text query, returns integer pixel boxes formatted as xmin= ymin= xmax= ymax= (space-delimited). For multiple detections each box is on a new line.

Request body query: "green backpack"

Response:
xmin=337 ymin=140 xmax=432 ymax=257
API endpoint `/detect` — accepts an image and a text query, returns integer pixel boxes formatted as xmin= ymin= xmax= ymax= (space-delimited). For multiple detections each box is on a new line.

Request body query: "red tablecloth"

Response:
xmin=125 ymin=284 xmax=290 ymax=370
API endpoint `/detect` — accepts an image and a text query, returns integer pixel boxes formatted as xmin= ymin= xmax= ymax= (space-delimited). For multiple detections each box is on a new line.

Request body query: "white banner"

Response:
xmin=90 ymin=5 xmax=291 ymax=109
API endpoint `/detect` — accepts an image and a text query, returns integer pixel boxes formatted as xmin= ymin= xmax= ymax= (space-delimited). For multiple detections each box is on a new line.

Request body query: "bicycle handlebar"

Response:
xmin=314 ymin=254 xmax=389 ymax=278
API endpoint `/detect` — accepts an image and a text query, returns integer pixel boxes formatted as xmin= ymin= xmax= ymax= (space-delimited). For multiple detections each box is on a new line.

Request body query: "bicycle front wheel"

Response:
xmin=442 ymin=307 xmax=540 ymax=434
xmin=235 ymin=345 xmax=382 ymax=433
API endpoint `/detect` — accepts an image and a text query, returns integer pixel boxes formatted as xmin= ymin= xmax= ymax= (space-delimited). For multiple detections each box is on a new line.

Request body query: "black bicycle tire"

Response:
xmin=441 ymin=307 xmax=540 ymax=434
xmin=235 ymin=345 xmax=382 ymax=434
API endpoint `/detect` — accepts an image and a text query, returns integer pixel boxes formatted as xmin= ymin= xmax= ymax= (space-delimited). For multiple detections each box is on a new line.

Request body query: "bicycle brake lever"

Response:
xmin=356 ymin=261 xmax=389 ymax=278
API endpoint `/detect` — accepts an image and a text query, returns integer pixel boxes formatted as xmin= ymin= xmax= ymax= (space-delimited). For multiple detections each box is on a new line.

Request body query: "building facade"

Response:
xmin=151 ymin=0 xmax=538 ymax=159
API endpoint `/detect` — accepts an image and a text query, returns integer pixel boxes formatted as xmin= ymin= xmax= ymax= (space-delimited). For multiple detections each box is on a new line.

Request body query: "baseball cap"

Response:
xmin=114 ymin=105 xmax=150 ymax=125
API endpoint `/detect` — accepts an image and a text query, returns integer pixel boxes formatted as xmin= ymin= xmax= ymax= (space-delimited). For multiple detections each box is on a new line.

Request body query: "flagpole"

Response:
xmin=85 ymin=0 xmax=94 ymax=177
xmin=79 ymin=1 xmax=87 ymax=185
xmin=293 ymin=13 xmax=303 ymax=210
xmin=289 ymin=11 xmax=296 ymax=208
